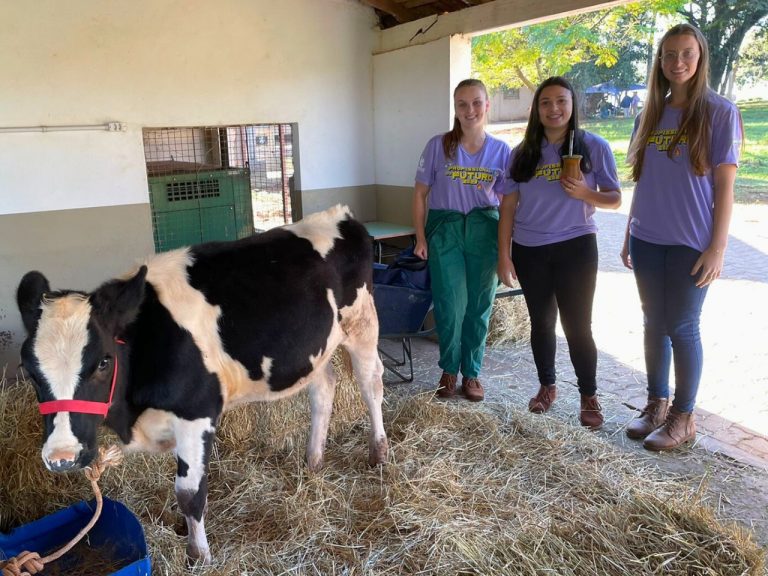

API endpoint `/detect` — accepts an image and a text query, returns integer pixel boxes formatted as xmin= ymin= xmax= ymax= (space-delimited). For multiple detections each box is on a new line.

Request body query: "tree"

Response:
xmin=472 ymin=0 xmax=768 ymax=99
xmin=735 ymin=22 xmax=768 ymax=89
xmin=679 ymin=1 xmax=768 ymax=94
xmin=471 ymin=1 xmax=681 ymax=92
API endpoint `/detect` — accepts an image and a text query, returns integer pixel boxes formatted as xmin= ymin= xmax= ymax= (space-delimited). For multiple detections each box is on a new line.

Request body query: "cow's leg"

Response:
xmin=343 ymin=325 xmax=388 ymax=466
xmin=306 ymin=362 xmax=337 ymax=471
xmin=174 ymin=417 xmax=216 ymax=565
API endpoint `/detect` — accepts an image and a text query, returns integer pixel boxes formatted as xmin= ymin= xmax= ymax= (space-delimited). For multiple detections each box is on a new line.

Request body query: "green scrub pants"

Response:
xmin=425 ymin=208 xmax=499 ymax=378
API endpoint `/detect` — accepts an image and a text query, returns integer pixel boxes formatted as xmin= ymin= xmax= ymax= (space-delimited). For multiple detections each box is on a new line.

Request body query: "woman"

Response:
xmin=622 ymin=24 xmax=742 ymax=450
xmin=498 ymin=76 xmax=621 ymax=429
xmin=413 ymin=78 xmax=511 ymax=402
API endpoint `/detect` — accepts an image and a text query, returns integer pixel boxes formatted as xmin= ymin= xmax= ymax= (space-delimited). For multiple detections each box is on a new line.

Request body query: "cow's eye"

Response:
xmin=98 ymin=357 xmax=111 ymax=371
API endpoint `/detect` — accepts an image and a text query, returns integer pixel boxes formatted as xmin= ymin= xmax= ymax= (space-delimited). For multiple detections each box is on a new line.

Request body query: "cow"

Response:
xmin=15 ymin=204 xmax=388 ymax=565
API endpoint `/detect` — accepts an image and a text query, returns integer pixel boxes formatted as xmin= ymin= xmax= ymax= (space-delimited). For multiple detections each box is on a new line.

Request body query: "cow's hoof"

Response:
xmin=368 ymin=437 xmax=388 ymax=466
xmin=186 ymin=544 xmax=212 ymax=566
xmin=307 ymin=455 xmax=324 ymax=473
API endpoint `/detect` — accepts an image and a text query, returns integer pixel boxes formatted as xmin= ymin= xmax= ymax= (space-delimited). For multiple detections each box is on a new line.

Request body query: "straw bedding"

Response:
xmin=0 ymin=355 xmax=764 ymax=576
xmin=487 ymin=286 xmax=531 ymax=347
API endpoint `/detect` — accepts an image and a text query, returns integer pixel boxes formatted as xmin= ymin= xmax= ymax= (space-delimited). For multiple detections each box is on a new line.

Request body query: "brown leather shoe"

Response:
xmin=643 ymin=407 xmax=696 ymax=451
xmin=580 ymin=395 xmax=604 ymax=429
xmin=528 ymin=384 xmax=556 ymax=413
xmin=626 ymin=397 xmax=669 ymax=440
xmin=461 ymin=377 xmax=484 ymax=402
xmin=435 ymin=372 xmax=457 ymax=398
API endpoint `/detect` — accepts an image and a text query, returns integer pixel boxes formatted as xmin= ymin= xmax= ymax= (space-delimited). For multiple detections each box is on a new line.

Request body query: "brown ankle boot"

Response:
xmin=528 ymin=384 xmax=556 ymax=414
xmin=580 ymin=395 xmax=604 ymax=429
xmin=626 ymin=397 xmax=669 ymax=440
xmin=435 ymin=372 xmax=457 ymax=398
xmin=643 ymin=407 xmax=696 ymax=451
xmin=461 ymin=377 xmax=484 ymax=402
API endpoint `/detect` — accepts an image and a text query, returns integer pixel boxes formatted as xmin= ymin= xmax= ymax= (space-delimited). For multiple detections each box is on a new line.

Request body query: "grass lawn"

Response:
xmin=490 ymin=99 xmax=768 ymax=204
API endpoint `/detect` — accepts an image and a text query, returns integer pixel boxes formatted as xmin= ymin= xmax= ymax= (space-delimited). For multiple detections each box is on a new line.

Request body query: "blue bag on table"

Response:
xmin=372 ymin=246 xmax=430 ymax=291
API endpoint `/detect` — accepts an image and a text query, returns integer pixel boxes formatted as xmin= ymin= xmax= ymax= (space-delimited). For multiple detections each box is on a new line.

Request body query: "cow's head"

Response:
xmin=16 ymin=267 xmax=147 ymax=472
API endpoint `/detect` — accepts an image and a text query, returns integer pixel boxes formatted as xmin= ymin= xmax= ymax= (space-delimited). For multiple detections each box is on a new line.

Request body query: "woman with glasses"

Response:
xmin=622 ymin=23 xmax=743 ymax=450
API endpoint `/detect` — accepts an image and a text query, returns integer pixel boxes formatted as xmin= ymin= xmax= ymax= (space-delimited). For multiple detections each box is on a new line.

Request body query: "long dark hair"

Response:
xmin=511 ymin=76 xmax=592 ymax=182
xmin=442 ymin=78 xmax=489 ymax=161
xmin=628 ymin=23 xmax=713 ymax=180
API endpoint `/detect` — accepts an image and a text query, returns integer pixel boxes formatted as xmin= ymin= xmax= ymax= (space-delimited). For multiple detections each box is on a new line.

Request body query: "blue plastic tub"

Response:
xmin=0 ymin=497 xmax=151 ymax=575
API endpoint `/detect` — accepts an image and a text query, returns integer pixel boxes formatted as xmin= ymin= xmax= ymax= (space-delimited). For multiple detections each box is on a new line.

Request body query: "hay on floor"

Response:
xmin=488 ymin=285 xmax=530 ymax=347
xmin=0 ymin=360 xmax=764 ymax=575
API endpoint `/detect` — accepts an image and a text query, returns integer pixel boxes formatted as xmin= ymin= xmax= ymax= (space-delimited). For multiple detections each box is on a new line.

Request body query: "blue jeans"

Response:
xmin=629 ymin=236 xmax=709 ymax=412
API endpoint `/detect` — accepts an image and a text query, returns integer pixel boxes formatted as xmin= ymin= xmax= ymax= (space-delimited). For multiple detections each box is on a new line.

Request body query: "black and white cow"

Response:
xmin=15 ymin=204 xmax=388 ymax=564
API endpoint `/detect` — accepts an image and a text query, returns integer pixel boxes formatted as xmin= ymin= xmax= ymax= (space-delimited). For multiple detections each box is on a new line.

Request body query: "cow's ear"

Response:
xmin=17 ymin=271 xmax=51 ymax=335
xmin=91 ymin=266 xmax=148 ymax=335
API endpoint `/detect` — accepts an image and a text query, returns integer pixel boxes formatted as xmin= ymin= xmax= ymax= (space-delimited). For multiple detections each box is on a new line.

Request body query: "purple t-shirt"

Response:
xmin=630 ymin=91 xmax=742 ymax=252
xmin=415 ymin=133 xmax=511 ymax=214
xmin=502 ymin=131 xmax=620 ymax=247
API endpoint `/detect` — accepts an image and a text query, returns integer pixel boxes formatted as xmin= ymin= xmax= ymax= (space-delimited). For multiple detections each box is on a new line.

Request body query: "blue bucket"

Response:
xmin=0 ymin=497 xmax=151 ymax=575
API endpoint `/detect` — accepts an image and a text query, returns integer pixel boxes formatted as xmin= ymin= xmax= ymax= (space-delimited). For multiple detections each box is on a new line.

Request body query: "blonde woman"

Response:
xmin=622 ymin=24 xmax=743 ymax=450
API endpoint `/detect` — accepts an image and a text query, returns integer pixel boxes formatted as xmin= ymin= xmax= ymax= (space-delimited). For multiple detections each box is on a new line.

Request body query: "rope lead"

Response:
xmin=1 ymin=445 xmax=124 ymax=576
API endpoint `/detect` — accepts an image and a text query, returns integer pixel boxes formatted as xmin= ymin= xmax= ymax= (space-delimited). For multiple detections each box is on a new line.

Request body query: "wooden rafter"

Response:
xmin=360 ymin=0 xmax=418 ymax=23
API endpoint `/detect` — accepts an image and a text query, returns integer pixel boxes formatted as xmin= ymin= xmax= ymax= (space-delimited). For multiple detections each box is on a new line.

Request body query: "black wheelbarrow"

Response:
xmin=372 ymin=256 xmax=432 ymax=383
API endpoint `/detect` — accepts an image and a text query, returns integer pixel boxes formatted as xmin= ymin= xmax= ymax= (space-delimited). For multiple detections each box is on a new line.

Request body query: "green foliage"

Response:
xmin=473 ymin=0 xmax=768 ymax=98
xmin=680 ymin=0 xmax=768 ymax=93
xmin=472 ymin=0 xmax=684 ymax=91
xmin=731 ymin=100 xmax=768 ymax=203
xmin=736 ymin=25 xmax=768 ymax=88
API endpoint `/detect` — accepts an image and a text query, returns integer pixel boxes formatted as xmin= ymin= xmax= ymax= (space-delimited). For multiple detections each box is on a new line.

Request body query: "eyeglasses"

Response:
xmin=660 ymin=49 xmax=699 ymax=64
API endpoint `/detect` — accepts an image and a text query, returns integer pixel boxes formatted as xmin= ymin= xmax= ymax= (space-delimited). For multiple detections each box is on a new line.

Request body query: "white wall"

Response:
xmin=373 ymin=35 xmax=472 ymax=188
xmin=0 ymin=0 xmax=378 ymax=215
xmin=489 ymin=87 xmax=534 ymax=122
xmin=0 ymin=130 xmax=148 ymax=215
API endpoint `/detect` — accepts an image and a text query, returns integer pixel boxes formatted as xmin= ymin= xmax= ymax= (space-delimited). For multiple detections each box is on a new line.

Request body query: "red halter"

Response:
xmin=38 ymin=339 xmax=124 ymax=417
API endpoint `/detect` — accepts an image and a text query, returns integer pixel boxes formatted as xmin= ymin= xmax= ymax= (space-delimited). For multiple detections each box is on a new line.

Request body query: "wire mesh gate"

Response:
xmin=143 ymin=124 xmax=296 ymax=252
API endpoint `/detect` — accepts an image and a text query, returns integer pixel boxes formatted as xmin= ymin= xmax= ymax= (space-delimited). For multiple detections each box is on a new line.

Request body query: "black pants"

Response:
xmin=512 ymin=234 xmax=598 ymax=396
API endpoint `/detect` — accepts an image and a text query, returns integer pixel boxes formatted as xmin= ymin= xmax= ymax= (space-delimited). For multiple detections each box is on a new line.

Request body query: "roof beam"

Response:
xmin=360 ymin=0 xmax=419 ymax=23
xmin=376 ymin=0 xmax=633 ymax=53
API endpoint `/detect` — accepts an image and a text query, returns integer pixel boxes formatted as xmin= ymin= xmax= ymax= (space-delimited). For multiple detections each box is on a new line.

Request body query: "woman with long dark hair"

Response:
xmin=413 ymin=79 xmax=511 ymax=402
xmin=498 ymin=76 xmax=621 ymax=428
xmin=622 ymin=24 xmax=743 ymax=450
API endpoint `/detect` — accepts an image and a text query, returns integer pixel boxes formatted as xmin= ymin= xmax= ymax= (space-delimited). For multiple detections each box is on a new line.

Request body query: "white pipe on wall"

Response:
xmin=0 ymin=122 xmax=125 ymax=133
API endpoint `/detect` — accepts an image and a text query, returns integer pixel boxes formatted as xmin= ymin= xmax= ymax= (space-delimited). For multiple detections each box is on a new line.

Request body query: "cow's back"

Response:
xmin=135 ymin=206 xmax=373 ymax=408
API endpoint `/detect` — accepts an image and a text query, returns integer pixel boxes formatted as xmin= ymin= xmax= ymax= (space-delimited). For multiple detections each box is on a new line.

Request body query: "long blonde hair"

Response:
xmin=628 ymin=23 xmax=711 ymax=180
xmin=442 ymin=79 xmax=488 ymax=161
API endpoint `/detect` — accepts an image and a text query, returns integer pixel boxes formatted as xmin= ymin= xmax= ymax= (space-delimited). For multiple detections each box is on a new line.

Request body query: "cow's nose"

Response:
xmin=48 ymin=458 xmax=78 ymax=472
xmin=45 ymin=450 xmax=79 ymax=472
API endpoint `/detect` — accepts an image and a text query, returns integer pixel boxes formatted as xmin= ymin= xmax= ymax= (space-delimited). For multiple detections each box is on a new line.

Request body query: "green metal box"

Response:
xmin=148 ymin=168 xmax=254 ymax=252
